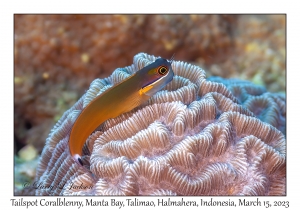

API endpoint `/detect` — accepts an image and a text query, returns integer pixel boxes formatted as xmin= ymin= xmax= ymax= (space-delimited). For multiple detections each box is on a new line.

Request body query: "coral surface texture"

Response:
xmin=34 ymin=53 xmax=286 ymax=196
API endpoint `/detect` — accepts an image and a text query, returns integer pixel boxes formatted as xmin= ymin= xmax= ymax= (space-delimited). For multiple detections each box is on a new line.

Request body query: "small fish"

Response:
xmin=69 ymin=56 xmax=175 ymax=166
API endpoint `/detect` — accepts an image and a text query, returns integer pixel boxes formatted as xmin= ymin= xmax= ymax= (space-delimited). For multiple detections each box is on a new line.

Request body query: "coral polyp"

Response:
xmin=34 ymin=53 xmax=285 ymax=196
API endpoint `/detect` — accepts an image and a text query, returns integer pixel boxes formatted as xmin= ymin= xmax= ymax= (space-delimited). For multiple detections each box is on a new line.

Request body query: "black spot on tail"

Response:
xmin=78 ymin=157 xmax=83 ymax=166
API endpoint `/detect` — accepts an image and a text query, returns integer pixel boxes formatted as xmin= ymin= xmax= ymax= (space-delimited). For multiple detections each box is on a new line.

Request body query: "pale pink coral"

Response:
xmin=33 ymin=53 xmax=285 ymax=196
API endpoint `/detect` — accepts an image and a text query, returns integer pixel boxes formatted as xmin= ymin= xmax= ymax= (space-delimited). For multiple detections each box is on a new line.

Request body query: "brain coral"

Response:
xmin=34 ymin=53 xmax=286 ymax=196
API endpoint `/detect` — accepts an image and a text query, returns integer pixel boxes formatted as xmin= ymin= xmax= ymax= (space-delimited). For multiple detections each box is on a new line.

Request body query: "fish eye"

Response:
xmin=158 ymin=66 xmax=168 ymax=75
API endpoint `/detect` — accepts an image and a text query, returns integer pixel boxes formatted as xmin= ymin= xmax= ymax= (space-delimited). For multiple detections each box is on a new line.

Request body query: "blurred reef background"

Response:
xmin=14 ymin=14 xmax=285 ymax=189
